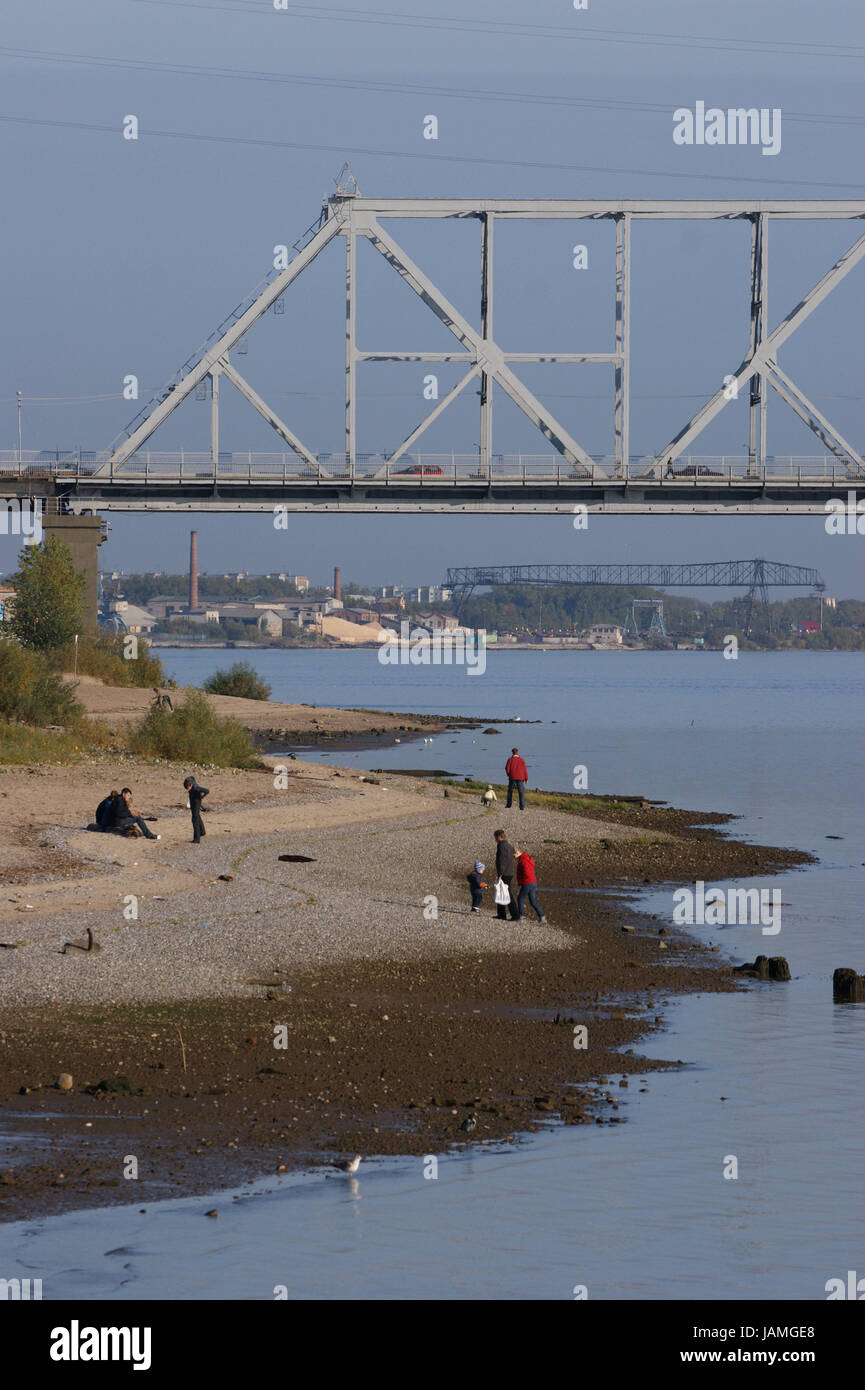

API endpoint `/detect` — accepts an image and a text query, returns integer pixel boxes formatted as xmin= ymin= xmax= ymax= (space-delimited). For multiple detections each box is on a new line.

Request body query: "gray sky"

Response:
xmin=0 ymin=0 xmax=862 ymax=592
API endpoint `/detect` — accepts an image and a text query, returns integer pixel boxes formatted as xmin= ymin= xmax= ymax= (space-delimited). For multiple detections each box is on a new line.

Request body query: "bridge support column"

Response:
xmin=42 ymin=504 xmax=107 ymax=630
xmin=479 ymin=212 xmax=494 ymax=476
xmin=748 ymin=214 xmax=769 ymax=474
xmin=614 ymin=214 xmax=631 ymax=476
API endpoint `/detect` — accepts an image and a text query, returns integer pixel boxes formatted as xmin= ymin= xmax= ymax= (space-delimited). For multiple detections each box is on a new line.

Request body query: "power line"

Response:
xmin=0 ymin=112 xmax=860 ymax=191
xmin=0 ymin=392 xmax=143 ymax=405
xmin=0 ymin=43 xmax=861 ymax=130
xmin=129 ymin=0 xmax=865 ymax=60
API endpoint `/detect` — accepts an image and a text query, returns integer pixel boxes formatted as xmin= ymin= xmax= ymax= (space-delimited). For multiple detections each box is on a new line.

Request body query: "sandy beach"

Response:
xmin=65 ymin=673 xmax=490 ymax=741
xmin=0 ymin=734 xmax=812 ymax=1223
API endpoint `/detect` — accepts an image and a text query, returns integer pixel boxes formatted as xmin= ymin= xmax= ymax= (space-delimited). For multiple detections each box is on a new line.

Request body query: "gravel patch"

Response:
xmin=0 ymin=778 xmax=652 ymax=1007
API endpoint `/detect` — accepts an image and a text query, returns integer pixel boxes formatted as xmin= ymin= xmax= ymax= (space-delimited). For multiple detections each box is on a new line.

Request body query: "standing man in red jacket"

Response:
xmin=505 ymin=747 xmax=528 ymax=810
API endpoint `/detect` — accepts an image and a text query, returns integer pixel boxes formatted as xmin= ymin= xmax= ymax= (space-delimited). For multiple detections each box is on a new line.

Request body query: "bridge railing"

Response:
xmin=0 ymin=451 xmax=860 ymax=482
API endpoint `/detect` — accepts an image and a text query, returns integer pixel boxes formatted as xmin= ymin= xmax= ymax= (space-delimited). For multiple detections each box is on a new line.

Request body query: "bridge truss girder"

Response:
xmin=96 ymin=194 xmax=865 ymax=480
xmin=447 ymin=559 xmax=824 ymax=622
xmin=445 ymin=560 xmax=825 ymax=590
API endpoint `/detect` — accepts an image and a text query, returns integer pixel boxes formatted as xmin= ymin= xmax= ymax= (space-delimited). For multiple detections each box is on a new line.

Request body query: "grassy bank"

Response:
xmin=438 ymin=777 xmax=657 ymax=819
xmin=129 ymin=689 xmax=262 ymax=769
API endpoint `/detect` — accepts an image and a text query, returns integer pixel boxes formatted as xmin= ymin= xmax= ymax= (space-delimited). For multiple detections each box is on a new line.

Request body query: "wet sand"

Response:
xmin=0 ymin=756 xmax=811 ymax=1222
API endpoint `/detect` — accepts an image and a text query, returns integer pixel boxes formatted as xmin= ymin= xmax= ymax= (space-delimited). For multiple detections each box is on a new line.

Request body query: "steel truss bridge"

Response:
xmin=8 ymin=185 xmax=864 ymax=514
xmin=446 ymin=560 xmax=825 ymax=632
xmin=445 ymin=561 xmax=825 ymax=590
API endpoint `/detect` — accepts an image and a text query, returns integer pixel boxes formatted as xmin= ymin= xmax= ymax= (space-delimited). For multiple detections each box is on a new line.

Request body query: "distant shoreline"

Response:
xmin=150 ymin=641 xmax=852 ymax=654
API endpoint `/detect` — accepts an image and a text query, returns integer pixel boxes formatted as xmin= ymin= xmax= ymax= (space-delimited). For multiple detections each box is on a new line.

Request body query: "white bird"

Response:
xmin=395 ymin=738 xmax=401 ymax=744
xmin=334 ymin=1155 xmax=362 ymax=1174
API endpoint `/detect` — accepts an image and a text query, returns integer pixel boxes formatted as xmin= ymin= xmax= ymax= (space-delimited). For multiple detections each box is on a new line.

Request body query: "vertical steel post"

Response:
xmin=345 ymin=219 xmax=356 ymax=470
xmin=759 ymin=214 xmax=769 ymax=470
xmin=748 ymin=216 xmax=759 ymax=471
xmin=748 ymin=214 xmax=770 ymax=474
xmin=614 ymin=215 xmax=631 ymax=475
xmin=210 ymin=368 xmax=220 ymax=468
xmin=480 ymin=212 xmax=494 ymax=476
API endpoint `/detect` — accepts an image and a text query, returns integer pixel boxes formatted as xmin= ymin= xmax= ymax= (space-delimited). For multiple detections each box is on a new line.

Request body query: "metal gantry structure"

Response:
xmin=624 ymin=598 xmax=668 ymax=640
xmin=14 ymin=183 xmax=862 ymax=514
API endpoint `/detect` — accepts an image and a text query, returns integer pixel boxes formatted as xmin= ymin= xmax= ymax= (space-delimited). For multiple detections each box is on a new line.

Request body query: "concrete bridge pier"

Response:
xmin=41 ymin=502 xmax=107 ymax=629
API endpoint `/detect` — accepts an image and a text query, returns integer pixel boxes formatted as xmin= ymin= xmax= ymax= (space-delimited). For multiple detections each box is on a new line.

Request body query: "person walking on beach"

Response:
xmin=467 ymin=860 xmax=487 ymax=913
xmin=515 ymin=844 xmax=547 ymax=924
xmin=505 ymin=748 xmax=528 ymax=810
xmin=183 ymin=776 xmax=209 ymax=844
xmin=493 ymin=829 xmax=520 ymax=922
xmin=114 ymin=788 xmax=160 ymax=840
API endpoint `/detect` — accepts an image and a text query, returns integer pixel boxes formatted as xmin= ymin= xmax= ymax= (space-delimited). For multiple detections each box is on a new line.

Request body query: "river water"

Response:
xmin=2 ymin=651 xmax=862 ymax=1300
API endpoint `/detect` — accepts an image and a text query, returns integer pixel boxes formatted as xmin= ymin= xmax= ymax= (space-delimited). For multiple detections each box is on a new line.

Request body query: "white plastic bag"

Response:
xmin=494 ymin=878 xmax=511 ymax=906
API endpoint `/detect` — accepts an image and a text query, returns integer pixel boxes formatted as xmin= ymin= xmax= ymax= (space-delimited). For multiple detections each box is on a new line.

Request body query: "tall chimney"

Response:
xmin=333 ymin=566 xmax=342 ymax=603
xmin=189 ymin=531 xmax=199 ymax=611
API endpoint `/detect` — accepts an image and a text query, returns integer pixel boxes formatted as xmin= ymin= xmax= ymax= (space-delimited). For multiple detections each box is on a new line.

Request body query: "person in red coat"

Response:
xmin=515 ymin=845 xmax=547 ymax=923
xmin=505 ymin=747 xmax=528 ymax=810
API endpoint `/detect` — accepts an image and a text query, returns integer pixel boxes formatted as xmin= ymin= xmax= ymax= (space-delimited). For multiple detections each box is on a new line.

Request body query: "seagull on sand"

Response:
xmin=333 ymin=1155 xmax=362 ymax=1174
xmin=460 ymin=1115 xmax=478 ymax=1134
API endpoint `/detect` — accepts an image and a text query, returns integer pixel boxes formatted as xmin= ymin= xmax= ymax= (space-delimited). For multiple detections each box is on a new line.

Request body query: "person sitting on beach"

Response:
xmin=114 ymin=787 xmax=160 ymax=841
xmin=467 ymin=860 xmax=487 ymax=913
xmin=515 ymin=844 xmax=547 ymax=924
xmin=95 ymin=790 xmax=119 ymax=831
xmin=481 ymin=785 xmax=497 ymax=808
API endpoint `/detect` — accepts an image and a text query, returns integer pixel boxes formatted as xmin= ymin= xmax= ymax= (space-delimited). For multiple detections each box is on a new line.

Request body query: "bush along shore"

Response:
xmin=0 ymin=762 xmax=811 ymax=1222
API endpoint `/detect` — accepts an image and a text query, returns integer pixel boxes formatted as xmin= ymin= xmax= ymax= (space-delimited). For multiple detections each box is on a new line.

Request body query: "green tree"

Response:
xmin=0 ymin=638 xmax=82 ymax=725
xmin=9 ymin=537 xmax=86 ymax=651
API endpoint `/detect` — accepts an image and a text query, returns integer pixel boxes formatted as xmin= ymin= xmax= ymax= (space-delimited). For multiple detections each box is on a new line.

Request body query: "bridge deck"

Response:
xmin=1 ymin=453 xmax=859 ymax=513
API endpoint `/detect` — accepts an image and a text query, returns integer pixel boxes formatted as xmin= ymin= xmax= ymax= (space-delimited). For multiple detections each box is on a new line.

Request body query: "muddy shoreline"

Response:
xmin=0 ymin=800 xmax=811 ymax=1224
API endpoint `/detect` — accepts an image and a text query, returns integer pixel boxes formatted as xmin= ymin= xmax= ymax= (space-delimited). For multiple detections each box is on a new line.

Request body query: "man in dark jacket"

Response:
xmin=493 ymin=829 xmax=520 ymax=921
xmin=183 ymin=776 xmax=209 ymax=844
xmin=505 ymin=748 xmax=528 ymax=810
xmin=113 ymin=788 xmax=160 ymax=840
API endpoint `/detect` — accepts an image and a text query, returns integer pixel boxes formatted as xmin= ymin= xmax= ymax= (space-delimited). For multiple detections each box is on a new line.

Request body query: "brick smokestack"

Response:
xmin=189 ymin=530 xmax=199 ymax=611
xmin=333 ymin=566 xmax=341 ymax=603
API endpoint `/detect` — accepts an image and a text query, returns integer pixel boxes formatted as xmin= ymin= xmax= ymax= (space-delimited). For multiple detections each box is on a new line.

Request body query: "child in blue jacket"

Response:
xmin=467 ymin=860 xmax=487 ymax=913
